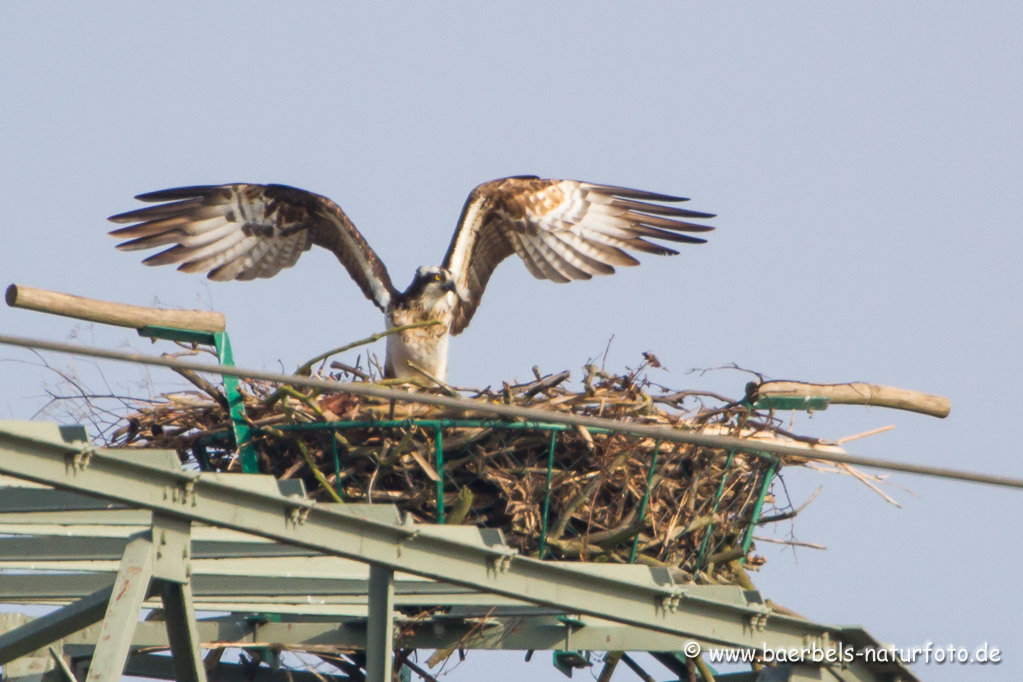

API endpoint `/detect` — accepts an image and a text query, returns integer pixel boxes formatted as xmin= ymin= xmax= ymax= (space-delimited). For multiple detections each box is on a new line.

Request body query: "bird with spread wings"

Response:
xmin=109 ymin=176 xmax=714 ymax=383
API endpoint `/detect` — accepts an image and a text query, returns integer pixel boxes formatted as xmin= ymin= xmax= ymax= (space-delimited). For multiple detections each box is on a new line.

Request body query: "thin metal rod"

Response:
xmin=329 ymin=435 xmax=343 ymax=501
xmin=695 ymin=452 xmax=734 ymax=569
xmin=2 ymin=333 xmax=1021 ymax=491
xmin=629 ymin=440 xmax=660 ymax=564
xmin=539 ymin=430 xmax=557 ymax=559
xmin=434 ymin=426 xmax=445 ymax=524
xmin=740 ymin=461 xmax=780 ymax=562
xmin=212 ymin=331 xmax=258 ymax=473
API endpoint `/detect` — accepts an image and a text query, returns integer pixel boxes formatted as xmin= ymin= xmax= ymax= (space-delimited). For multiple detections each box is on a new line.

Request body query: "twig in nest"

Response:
xmin=836 ymin=424 xmax=895 ymax=444
xmin=406 ymin=361 xmax=458 ymax=396
xmin=521 ymin=369 xmax=571 ymax=398
xmin=263 ymin=386 xmax=325 ymax=414
xmin=689 ymin=361 xmax=767 ymax=383
xmin=757 ymin=486 xmax=822 ymax=525
xmin=328 ymin=361 xmax=370 ymax=381
xmin=295 ymin=320 xmax=442 ymax=376
xmin=753 ymin=535 xmax=826 ymax=550
xmin=837 ymin=463 xmax=902 ymax=507
xmin=160 ymin=350 xmax=228 ymax=408
xmin=296 ymin=441 xmax=342 ymax=503
xmin=168 ymin=366 xmax=227 ymax=409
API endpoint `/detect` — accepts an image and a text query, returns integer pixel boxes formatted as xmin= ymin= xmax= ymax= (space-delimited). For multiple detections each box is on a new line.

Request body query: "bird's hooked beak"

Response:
xmin=442 ymin=279 xmax=468 ymax=302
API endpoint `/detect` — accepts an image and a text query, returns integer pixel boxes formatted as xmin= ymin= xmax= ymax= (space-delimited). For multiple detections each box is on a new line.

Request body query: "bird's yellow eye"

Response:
xmin=433 ymin=274 xmax=441 ymax=281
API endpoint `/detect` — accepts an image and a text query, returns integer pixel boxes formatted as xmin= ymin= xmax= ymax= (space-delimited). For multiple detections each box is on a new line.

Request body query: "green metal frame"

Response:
xmin=740 ymin=456 xmax=780 ymax=561
xmin=433 ymin=425 xmax=445 ymax=524
xmin=195 ymin=419 xmax=782 ymax=568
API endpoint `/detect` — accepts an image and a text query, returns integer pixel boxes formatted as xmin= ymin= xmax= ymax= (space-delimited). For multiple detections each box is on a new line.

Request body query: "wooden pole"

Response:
xmin=753 ymin=380 xmax=950 ymax=419
xmin=5 ymin=284 xmax=225 ymax=333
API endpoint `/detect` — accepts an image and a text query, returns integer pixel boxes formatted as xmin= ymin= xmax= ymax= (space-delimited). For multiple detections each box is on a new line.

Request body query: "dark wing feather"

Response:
xmin=442 ymin=177 xmax=714 ymax=334
xmin=109 ymin=184 xmax=397 ymax=311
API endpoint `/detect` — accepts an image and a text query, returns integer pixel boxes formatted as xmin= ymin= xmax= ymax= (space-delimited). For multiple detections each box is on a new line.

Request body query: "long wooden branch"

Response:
xmin=753 ymin=380 xmax=950 ymax=418
xmin=6 ymin=284 xmax=225 ymax=333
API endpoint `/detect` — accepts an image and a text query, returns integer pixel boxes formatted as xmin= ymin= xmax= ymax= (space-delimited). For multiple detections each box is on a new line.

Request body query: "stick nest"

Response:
xmin=104 ymin=358 xmax=804 ymax=582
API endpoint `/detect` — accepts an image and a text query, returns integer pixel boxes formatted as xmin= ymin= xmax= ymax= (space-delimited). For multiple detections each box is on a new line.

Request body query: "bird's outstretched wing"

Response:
xmin=109 ymin=184 xmax=397 ymax=311
xmin=441 ymin=177 xmax=715 ymax=334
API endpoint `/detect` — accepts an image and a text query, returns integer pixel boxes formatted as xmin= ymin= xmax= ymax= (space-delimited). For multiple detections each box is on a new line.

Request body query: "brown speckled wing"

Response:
xmin=442 ymin=176 xmax=714 ymax=334
xmin=109 ymin=183 xmax=397 ymax=311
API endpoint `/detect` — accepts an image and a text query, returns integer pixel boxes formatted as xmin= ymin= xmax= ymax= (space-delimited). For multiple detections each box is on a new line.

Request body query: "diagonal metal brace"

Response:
xmin=85 ymin=536 xmax=156 ymax=682
xmin=157 ymin=580 xmax=207 ymax=682
xmin=0 ymin=586 xmax=113 ymax=665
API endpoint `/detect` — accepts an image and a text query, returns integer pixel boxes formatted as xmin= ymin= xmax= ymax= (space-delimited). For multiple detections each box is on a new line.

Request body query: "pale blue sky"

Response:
xmin=1 ymin=3 xmax=1021 ymax=680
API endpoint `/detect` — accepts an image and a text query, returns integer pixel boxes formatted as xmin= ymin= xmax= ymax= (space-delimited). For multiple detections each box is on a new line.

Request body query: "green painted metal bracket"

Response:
xmin=244 ymin=612 xmax=283 ymax=668
xmin=553 ymin=649 xmax=590 ymax=677
xmin=138 ymin=326 xmax=258 ymax=473
xmin=137 ymin=326 xmax=215 ymax=346
xmin=213 ymin=332 xmax=258 ymax=473
xmin=754 ymin=395 xmax=830 ymax=412
xmin=552 ymin=616 xmax=589 ymax=676
xmin=538 ymin=430 xmax=557 ymax=559
xmin=740 ymin=457 xmax=780 ymax=562
xmin=434 ymin=425 xmax=445 ymax=524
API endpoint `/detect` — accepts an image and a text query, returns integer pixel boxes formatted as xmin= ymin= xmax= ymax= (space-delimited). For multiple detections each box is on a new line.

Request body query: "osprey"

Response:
xmin=109 ymin=177 xmax=713 ymax=382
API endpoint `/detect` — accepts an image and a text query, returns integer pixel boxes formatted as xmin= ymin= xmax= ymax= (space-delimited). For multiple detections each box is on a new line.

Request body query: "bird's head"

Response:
xmin=407 ymin=266 xmax=465 ymax=306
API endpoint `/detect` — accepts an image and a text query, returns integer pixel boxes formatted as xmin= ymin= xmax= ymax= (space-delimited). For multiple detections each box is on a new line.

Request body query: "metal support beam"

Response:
xmin=0 ymin=423 xmax=919 ymax=682
xmin=85 ymin=536 xmax=155 ymax=682
xmin=365 ymin=566 xmax=394 ymax=682
xmin=0 ymin=586 xmax=112 ymax=665
xmin=157 ymin=581 xmax=207 ymax=682
xmin=0 ymin=428 xmax=824 ymax=651
xmin=119 ymin=653 xmax=349 ymax=681
xmin=151 ymin=511 xmax=207 ymax=682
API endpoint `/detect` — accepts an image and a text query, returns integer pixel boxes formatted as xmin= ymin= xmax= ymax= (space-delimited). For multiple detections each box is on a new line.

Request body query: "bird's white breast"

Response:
xmin=384 ymin=291 xmax=456 ymax=382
